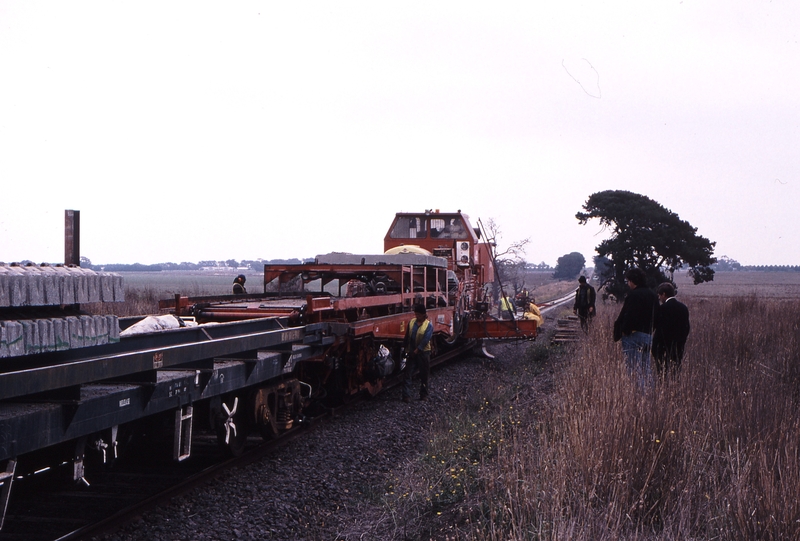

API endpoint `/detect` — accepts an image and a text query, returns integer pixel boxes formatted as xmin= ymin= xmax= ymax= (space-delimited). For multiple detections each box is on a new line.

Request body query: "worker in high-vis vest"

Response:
xmin=402 ymin=303 xmax=433 ymax=403
xmin=500 ymin=294 xmax=516 ymax=319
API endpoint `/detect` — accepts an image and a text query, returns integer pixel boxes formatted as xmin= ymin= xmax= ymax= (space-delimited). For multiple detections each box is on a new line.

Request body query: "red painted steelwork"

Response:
xmin=164 ymin=211 xmax=535 ymax=342
xmin=462 ymin=317 xmax=537 ymax=340
xmin=345 ymin=308 xmax=454 ymax=340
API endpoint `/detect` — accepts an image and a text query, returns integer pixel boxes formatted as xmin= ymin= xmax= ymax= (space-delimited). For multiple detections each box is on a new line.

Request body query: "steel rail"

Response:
xmin=52 ymin=424 xmax=316 ymax=541
xmin=538 ymin=292 xmax=576 ymax=313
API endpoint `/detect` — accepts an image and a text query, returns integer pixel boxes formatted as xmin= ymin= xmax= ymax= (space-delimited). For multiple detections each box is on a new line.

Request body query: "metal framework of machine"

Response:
xmin=0 ymin=210 xmax=536 ymax=530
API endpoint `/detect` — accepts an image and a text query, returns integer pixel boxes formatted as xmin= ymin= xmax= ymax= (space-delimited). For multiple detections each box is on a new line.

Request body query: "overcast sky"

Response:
xmin=1 ymin=1 xmax=797 ymax=267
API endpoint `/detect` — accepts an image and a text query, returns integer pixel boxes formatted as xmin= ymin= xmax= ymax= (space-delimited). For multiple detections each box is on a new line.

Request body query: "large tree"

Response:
xmin=576 ymin=190 xmax=716 ymax=300
xmin=553 ymin=251 xmax=586 ymax=280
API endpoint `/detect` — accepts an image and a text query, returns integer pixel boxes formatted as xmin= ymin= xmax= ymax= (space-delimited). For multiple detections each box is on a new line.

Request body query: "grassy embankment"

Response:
xmin=379 ymin=274 xmax=800 ymax=540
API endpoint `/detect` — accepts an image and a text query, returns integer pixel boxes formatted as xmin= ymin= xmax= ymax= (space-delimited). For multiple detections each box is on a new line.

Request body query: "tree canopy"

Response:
xmin=553 ymin=252 xmax=586 ymax=280
xmin=576 ymin=190 xmax=716 ymax=299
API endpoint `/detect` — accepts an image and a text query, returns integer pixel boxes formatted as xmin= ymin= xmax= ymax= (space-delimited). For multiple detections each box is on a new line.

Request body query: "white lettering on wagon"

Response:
xmin=283 ymin=354 xmax=299 ymax=373
xmin=168 ymin=382 xmax=189 ymax=397
xmin=119 ymin=398 xmax=130 ymax=408
xmin=280 ymin=329 xmax=303 ymax=343
xmin=282 ymin=346 xmax=308 ymax=374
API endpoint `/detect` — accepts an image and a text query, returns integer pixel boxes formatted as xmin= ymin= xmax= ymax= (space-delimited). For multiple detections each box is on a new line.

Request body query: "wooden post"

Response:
xmin=65 ymin=210 xmax=80 ymax=266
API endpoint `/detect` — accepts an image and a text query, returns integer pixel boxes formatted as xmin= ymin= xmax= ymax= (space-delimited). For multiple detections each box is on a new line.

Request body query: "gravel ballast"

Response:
xmin=98 ymin=339 xmax=548 ymax=541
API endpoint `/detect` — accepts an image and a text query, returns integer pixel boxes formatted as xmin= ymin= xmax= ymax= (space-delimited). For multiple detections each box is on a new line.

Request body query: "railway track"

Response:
xmin=0 ymin=431 xmax=227 ymax=541
xmin=539 ymin=292 xmax=582 ymax=344
xmin=1 ymin=406 xmax=331 ymax=541
xmin=0 ymin=341 xmax=478 ymax=541
xmin=56 ymin=429 xmax=313 ymax=541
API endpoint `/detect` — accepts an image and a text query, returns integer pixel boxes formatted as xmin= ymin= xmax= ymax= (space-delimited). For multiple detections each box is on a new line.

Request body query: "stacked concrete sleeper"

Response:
xmin=0 ymin=264 xmax=124 ymax=358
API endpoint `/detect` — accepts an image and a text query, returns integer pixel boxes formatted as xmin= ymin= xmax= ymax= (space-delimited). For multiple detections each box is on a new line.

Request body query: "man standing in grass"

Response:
xmin=613 ymin=268 xmax=659 ymax=383
xmin=652 ymin=282 xmax=691 ymax=376
xmin=573 ymin=275 xmax=596 ymax=333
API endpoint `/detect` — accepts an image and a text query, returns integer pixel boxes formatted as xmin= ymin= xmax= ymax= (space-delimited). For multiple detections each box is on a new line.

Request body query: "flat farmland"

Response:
xmin=117 ymin=271 xmax=259 ymax=297
xmin=87 ymin=271 xmax=263 ymax=316
xmin=114 ymin=270 xmax=800 ymax=302
xmin=674 ymin=270 xmax=800 ymax=300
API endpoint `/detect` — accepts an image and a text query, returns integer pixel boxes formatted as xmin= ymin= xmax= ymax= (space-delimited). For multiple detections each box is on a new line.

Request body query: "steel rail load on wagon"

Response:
xmin=0 ymin=209 xmax=536 ymax=531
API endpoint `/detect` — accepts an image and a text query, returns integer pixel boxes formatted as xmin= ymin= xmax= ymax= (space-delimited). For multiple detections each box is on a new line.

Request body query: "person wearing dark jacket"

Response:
xmin=614 ymin=268 xmax=659 ymax=383
xmin=652 ymin=282 xmax=690 ymax=376
xmin=232 ymin=274 xmax=247 ymax=295
xmin=573 ymin=276 xmax=596 ymax=332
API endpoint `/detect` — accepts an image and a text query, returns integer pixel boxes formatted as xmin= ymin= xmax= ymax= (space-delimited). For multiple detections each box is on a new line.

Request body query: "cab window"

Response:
xmin=389 ymin=216 xmax=428 ymax=239
xmin=430 ymin=217 xmax=467 ymax=239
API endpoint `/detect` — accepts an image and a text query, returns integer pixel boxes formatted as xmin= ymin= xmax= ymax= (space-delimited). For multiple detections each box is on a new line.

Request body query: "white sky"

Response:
xmin=1 ymin=1 xmax=797 ymax=266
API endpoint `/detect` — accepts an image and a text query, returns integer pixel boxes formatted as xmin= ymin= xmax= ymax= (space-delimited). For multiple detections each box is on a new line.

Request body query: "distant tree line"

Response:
xmin=712 ymin=256 xmax=742 ymax=271
xmin=741 ymin=265 xmax=800 ymax=272
xmin=710 ymin=257 xmax=800 ymax=272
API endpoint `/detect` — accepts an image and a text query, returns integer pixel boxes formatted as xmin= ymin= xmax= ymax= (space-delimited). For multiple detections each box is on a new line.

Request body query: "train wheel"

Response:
xmin=255 ymin=383 xmax=303 ymax=441
xmin=215 ymin=395 xmax=249 ymax=457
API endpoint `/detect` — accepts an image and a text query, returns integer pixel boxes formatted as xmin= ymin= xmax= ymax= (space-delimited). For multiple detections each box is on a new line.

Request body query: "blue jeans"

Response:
xmin=622 ymin=332 xmax=653 ymax=386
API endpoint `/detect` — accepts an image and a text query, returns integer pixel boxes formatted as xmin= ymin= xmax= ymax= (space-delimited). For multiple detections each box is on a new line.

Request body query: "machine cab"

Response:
xmin=383 ymin=211 xmax=494 ymax=286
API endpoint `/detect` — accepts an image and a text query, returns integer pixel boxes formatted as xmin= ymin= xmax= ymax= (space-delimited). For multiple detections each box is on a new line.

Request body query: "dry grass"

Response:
xmin=548 ymin=298 xmax=797 ymax=539
xmin=504 ymin=298 xmax=800 ymax=540
xmin=376 ymin=274 xmax=800 ymax=540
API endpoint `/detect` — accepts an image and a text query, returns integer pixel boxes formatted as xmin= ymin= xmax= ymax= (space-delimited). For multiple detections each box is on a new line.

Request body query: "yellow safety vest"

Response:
xmin=408 ymin=318 xmax=432 ymax=352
